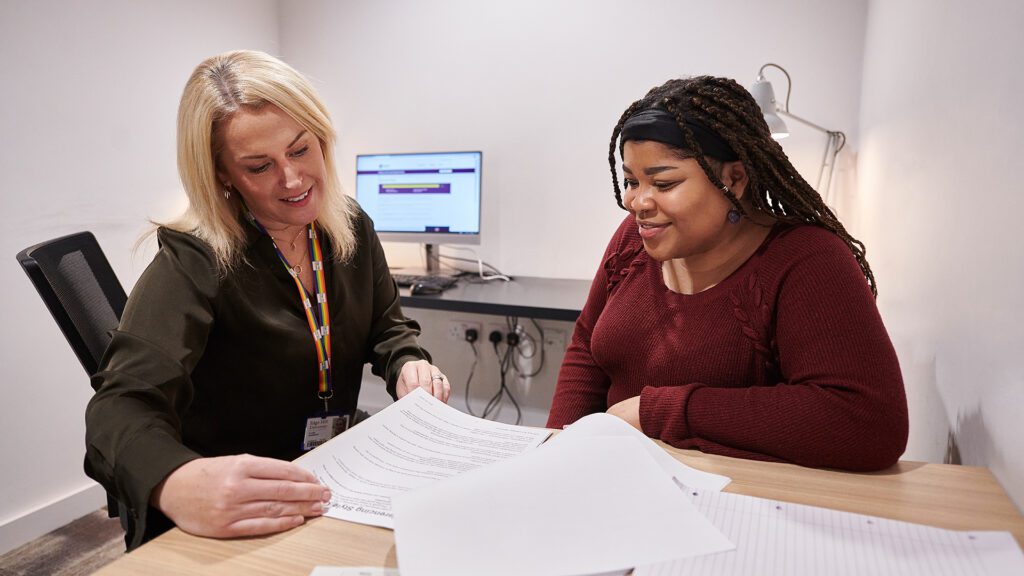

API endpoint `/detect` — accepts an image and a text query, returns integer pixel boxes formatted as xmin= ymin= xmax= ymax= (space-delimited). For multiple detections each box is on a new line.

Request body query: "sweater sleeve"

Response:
xmin=639 ymin=229 xmax=909 ymax=471
xmin=84 ymin=228 xmax=215 ymax=549
xmin=546 ymin=217 xmax=633 ymax=428
xmin=358 ymin=212 xmax=432 ymax=398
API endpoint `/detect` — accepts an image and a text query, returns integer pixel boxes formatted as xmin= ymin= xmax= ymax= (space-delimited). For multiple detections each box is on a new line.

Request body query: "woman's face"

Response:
xmin=621 ymin=140 xmax=742 ymax=263
xmin=216 ymin=104 xmax=325 ymax=232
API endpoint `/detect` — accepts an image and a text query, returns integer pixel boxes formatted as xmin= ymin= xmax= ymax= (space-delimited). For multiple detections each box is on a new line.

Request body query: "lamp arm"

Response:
xmin=777 ymin=110 xmax=835 ymax=135
xmin=778 ymin=111 xmax=847 ymax=202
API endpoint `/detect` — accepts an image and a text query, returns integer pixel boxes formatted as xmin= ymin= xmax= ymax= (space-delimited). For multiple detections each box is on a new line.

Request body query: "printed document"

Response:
xmin=297 ymin=388 xmax=551 ymax=528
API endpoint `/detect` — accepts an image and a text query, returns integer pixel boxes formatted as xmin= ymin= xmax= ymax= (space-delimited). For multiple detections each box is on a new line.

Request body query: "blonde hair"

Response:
xmin=166 ymin=49 xmax=357 ymax=272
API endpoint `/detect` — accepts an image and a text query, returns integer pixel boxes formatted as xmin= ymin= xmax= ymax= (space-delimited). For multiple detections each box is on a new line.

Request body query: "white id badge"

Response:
xmin=302 ymin=413 xmax=350 ymax=451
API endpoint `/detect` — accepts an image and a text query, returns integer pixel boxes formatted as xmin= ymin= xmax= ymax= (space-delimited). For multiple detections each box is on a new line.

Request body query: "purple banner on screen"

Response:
xmin=379 ymin=183 xmax=451 ymax=195
xmin=358 ymin=168 xmax=476 ymax=175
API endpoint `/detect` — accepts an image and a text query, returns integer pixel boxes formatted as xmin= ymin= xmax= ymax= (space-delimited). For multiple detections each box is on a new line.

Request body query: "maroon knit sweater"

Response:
xmin=547 ymin=216 xmax=908 ymax=471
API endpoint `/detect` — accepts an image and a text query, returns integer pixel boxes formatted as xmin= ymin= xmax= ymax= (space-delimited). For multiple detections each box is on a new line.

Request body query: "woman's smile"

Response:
xmin=637 ymin=219 xmax=670 ymax=240
xmin=283 ymin=187 xmax=312 ymax=205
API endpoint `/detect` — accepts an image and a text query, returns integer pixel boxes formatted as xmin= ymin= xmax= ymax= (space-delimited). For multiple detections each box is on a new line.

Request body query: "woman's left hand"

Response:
xmin=607 ymin=396 xmax=642 ymax=431
xmin=396 ymin=359 xmax=451 ymax=403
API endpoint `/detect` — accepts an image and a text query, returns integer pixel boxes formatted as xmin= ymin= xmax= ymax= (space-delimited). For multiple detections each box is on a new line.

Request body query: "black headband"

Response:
xmin=619 ymin=108 xmax=738 ymax=162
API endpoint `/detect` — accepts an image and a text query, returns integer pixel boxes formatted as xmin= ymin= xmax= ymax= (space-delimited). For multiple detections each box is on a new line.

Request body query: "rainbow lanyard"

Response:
xmin=245 ymin=212 xmax=333 ymax=409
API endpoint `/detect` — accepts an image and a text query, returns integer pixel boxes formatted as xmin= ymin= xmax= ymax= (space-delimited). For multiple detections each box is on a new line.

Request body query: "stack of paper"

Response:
xmin=297 ymin=388 xmax=551 ymax=528
xmin=388 ymin=412 xmax=735 ymax=576
xmin=392 ymin=434 xmax=734 ymax=576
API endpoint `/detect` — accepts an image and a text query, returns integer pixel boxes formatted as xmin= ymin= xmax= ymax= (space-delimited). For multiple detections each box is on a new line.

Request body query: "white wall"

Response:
xmin=0 ymin=0 xmax=280 ymax=554
xmin=278 ymin=0 xmax=869 ymax=280
xmin=858 ymin=0 xmax=1024 ymax=508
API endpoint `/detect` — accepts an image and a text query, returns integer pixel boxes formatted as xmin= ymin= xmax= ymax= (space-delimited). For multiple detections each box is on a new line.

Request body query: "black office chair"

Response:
xmin=17 ymin=231 xmax=128 ymax=524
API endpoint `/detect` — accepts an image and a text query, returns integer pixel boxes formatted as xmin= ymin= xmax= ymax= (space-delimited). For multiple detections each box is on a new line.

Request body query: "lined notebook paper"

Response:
xmin=634 ymin=489 xmax=1024 ymax=576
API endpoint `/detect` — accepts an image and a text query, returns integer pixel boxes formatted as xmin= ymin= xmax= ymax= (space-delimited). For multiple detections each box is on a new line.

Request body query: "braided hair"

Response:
xmin=608 ymin=76 xmax=877 ymax=297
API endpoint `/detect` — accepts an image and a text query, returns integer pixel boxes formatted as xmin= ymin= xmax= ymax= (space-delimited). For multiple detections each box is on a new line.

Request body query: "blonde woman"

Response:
xmin=86 ymin=50 xmax=449 ymax=549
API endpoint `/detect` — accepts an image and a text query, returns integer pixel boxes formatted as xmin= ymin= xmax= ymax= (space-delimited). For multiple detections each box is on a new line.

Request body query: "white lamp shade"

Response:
xmin=764 ymin=112 xmax=789 ymax=140
xmin=750 ymin=78 xmax=790 ymax=139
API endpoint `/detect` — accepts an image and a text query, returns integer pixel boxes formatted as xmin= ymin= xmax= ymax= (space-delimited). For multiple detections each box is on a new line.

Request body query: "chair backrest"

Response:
xmin=16 ymin=231 xmax=128 ymax=375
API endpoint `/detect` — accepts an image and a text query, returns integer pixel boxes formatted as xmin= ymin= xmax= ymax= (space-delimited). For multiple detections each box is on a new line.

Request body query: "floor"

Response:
xmin=0 ymin=509 xmax=124 ymax=576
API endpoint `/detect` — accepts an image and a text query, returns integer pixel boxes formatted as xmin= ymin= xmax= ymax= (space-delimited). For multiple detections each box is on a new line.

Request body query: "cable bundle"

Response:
xmin=464 ymin=316 xmax=546 ymax=425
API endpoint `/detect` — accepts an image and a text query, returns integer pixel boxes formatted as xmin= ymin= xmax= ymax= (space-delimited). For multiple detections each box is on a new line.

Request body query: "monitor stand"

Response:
xmin=424 ymin=243 xmax=440 ymax=275
xmin=389 ymin=244 xmax=454 ymax=278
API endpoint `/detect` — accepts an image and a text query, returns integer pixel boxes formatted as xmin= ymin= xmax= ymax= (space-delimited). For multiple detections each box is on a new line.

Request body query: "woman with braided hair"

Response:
xmin=547 ymin=76 xmax=908 ymax=471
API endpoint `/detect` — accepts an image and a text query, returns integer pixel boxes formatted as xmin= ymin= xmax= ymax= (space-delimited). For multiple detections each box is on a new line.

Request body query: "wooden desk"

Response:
xmin=95 ymin=448 xmax=1024 ymax=575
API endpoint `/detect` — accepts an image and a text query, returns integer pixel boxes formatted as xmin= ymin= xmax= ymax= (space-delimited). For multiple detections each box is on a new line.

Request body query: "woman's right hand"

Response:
xmin=151 ymin=454 xmax=331 ymax=538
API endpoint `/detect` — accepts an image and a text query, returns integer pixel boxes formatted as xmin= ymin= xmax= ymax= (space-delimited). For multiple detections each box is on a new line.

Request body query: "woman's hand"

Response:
xmin=395 ymin=359 xmax=451 ymax=403
xmin=607 ymin=396 xmax=642 ymax=431
xmin=151 ymin=454 xmax=330 ymax=539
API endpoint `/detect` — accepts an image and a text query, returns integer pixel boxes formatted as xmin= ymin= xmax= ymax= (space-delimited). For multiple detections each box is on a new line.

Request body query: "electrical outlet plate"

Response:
xmin=446 ymin=320 xmax=482 ymax=341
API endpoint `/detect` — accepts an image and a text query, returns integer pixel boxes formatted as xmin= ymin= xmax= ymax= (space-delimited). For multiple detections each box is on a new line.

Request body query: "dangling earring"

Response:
xmin=719 ymin=184 xmax=742 ymax=223
xmin=223 ymin=185 xmax=232 ymax=200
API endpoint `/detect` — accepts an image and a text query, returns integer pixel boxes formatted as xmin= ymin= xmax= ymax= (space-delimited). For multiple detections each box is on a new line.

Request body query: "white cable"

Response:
xmin=439 ymin=245 xmax=511 ymax=281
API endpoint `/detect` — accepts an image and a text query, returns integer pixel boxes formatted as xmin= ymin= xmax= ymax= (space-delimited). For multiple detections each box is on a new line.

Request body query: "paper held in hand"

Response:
xmin=296 ymin=388 xmax=551 ymax=528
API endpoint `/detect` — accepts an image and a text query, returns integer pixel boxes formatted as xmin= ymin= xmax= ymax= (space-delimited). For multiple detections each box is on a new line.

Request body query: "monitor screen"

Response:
xmin=355 ymin=151 xmax=482 ymax=245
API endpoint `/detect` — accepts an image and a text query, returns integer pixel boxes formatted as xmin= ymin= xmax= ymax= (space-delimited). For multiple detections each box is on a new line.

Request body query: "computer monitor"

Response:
xmin=356 ymin=151 xmax=482 ymax=274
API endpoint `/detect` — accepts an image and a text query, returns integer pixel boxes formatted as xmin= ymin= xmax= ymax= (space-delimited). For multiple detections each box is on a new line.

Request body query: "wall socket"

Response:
xmin=446 ymin=320 xmax=482 ymax=342
xmin=486 ymin=323 xmax=507 ymax=344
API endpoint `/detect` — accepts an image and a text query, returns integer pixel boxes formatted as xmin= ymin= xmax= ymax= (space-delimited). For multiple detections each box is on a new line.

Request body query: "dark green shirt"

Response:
xmin=85 ymin=210 xmax=428 ymax=549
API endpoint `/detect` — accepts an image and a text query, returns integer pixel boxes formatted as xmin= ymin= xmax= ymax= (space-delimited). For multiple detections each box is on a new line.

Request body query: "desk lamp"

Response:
xmin=750 ymin=63 xmax=847 ymax=203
